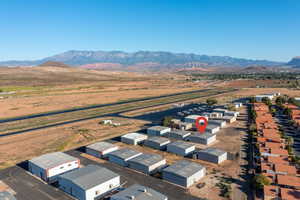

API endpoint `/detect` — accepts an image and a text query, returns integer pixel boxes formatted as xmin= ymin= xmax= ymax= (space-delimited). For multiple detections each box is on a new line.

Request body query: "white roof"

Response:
xmin=122 ymin=133 xmax=148 ymax=140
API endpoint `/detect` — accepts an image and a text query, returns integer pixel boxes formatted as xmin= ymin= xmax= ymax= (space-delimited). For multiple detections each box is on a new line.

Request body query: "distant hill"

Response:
xmin=0 ymin=50 xmax=284 ymax=69
xmin=38 ymin=61 xmax=72 ymax=68
xmin=287 ymin=56 xmax=300 ymax=67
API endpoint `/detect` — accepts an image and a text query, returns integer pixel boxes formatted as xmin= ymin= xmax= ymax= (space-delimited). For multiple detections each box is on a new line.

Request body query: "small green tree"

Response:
xmin=162 ymin=116 xmax=173 ymax=127
xmin=252 ymin=174 xmax=271 ymax=189
xmin=262 ymin=97 xmax=271 ymax=106
xmin=275 ymin=96 xmax=285 ymax=106
xmin=206 ymin=98 xmax=218 ymax=106
xmin=249 ymin=97 xmax=256 ymax=103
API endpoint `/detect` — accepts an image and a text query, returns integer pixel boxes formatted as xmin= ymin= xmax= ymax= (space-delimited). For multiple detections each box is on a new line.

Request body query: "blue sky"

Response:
xmin=0 ymin=0 xmax=299 ymax=62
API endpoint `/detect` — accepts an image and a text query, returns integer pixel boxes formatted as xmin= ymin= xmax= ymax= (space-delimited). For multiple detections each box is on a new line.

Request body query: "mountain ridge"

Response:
xmin=0 ymin=50 xmax=284 ymax=68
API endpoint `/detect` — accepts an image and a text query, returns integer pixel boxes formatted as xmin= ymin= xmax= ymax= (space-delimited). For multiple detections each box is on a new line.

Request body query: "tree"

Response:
xmin=261 ymin=97 xmax=271 ymax=106
xmin=249 ymin=97 xmax=256 ymax=103
xmin=275 ymin=96 xmax=285 ymax=106
xmin=252 ymin=174 xmax=271 ymax=189
xmin=162 ymin=116 xmax=173 ymax=127
xmin=206 ymin=98 xmax=218 ymax=106
xmin=283 ymin=108 xmax=292 ymax=118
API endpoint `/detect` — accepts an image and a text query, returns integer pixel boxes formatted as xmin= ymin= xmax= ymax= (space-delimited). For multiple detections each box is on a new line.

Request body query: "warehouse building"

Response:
xmin=121 ymin=132 xmax=148 ymax=145
xmin=128 ymin=153 xmax=166 ymax=174
xmin=213 ymin=108 xmax=228 ymax=115
xmin=144 ymin=136 xmax=170 ymax=150
xmin=224 ymin=111 xmax=239 ymax=117
xmin=167 ymin=141 xmax=195 ymax=156
xmin=221 ymin=115 xmax=236 ymax=123
xmin=108 ymin=148 xmax=142 ymax=166
xmin=111 ymin=184 xmax=168 ymax=200
xmin=206 ymin=124 xmax=220 ymax=134
xmin=185 ymin=133 xmax=216 ymax=145
xmin=58 ymin=165 xmax=120 ymax=200
xmin=184 ymin=115 xmax=208 ymax=124
xmin=196 ymin=148 xmax=227 ymax=164
xmin=85 ymin=141 xmax=119 ymax=158
xmin=166 ymin=130 xmax=191 ymax=140
xmin=28 ymin=152 xmax=80 ymax=182
xmin=209 ymin=120 xmax=226 ymax=128
xmin=162 ymin=160 xmax=206 ymax=188
xmin=147 ymin=126 xmax=171 ymax=136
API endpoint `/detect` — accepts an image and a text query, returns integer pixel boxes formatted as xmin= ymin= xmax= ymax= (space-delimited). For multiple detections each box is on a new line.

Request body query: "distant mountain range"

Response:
xmin=287 ymin=56 xmax=300 ymax=68
xmin=0 ymin=50 xmax=287 ymax=70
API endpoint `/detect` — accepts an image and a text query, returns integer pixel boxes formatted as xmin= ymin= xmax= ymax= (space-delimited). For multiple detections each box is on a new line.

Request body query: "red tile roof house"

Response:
xmin=280 ymin=188 xmax=300 ymax=200
xmin=263 ymin=185 xmax=279 ymax=200
xmin=274 ymin=164 xmax=298 ymax=175
xmin=277 ymin=175 xmax=300 ymax=189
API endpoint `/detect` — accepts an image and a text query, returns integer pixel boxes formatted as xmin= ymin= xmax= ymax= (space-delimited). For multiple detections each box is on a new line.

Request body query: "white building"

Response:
xmin=28 ymin=152 xmax=80 ymax=182
xmin=128 ymin=154 xmax=166 ymax=174
xmin=111 ymin=184 xmax=168 ymax=200
xmin=166 ymin=130 xmax=191 ymax=140
xmin=167 ymin=141 xmax=195 ymax=156
xmin=196 ymin=148 xmax=227 ymax=164
xmin=255 ymin=94 xmax=275 ymax=102
xmin=209 ymin=120 xmax=226 ymax=128
xmin=121 ymin=133 xmax=148 ymax=145
xmin=147 ymin=126 xmax=171 ymax=136
xmin=184 ymin=115 xmax=208 ymax=124
xmin=85 ymin=141 xmax=119 ymax=158
xmin=162 ymin=160 xmax=206 ymax=188
xmin=144 ymin=137 xmax=170 ymax=150
xmin=58 ymin=165 xmax=120 ymax=200
xmin=206 ymin=124 xmax=220 ymax=134
xmin=224 ymin=111 xmax=239 ymax=117
xmin=185 ymin=133 xmax=216 ymax=145
xmin=233 ymin=102 xmax=243 ymax=109
xmin=221 ymin=115 xmax=237 ymax=123
xmin=108 ymin=148 xmax=142 ymax=167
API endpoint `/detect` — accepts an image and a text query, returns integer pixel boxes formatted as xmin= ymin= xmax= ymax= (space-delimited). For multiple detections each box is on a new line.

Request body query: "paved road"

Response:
xmin=0 ymin=166 xmax=72 ymax=200
xmin=67 ymin=150 xmax=204 ymax=200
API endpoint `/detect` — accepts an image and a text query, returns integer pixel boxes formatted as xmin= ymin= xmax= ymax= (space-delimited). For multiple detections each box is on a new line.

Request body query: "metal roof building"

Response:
xmin=209 ymin=120 xmax=226 ymax=128
xmin=128 ymin=153 xmax=166 ymax=174
xmin=147 ymin=126 xmax=171 ymax=136
xmin=166 ymin=130 xmax=191 ymax=140
xmin=110 ymin=184 xmax=168 ymax=200
xmin=121 ymin=133 xmax=148 ymax=145
xmin=167 ymin=141 xmax=195 ymax=156
xmin=206 ymin=124 xmax=220 ymax=134
xmin=144 ymin=136 xmax=170 ymax=150
xmin=185 ymin=133 xmax=216 ymax=145
xmin=85 ymin=141 xmax=119 ymax=158
xmin=28 ymin=152 xmax=80 ymax=182
xmin=108 ymin=148 xmax=142 ymax=166
xmin=58 ymin=165 xmax=120 ymax=200
xmin=162 ymin=160 xmax=206 ymax=188
xmin=184 ymin=115 xmax=208 ymax=124
xmin=196 ymin=148 xmax=227 ymax=164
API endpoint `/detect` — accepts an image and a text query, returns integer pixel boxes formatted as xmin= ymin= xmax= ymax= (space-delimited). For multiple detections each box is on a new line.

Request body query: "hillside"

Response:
xmin=287 ymin=56 xmax=300 ymax=67
xmin=0 ymin=50 xmax=284 ymax=68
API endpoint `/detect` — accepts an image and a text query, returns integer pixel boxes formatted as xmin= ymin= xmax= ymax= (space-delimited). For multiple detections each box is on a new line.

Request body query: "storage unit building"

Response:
xmin=108 ymin=148 xmax=142 ymax=167
xmin=28 ymin=152 xmax=80 ymax=182
xmin=166 ymin=130 xmax=191 ymax=140
xmin=121 ymin=133 xmax=148 ymax=145
xmin=167 ymin=141 xmax=195 ymax=156
xmin=85 ymin=141 xmax=118 ymax=158
xmin=147 ymin=126 xmax=171 ymax=136
xmin=209 ymin=120 xmax=226 ymax=128
xmin=224 ymin=111 xmax=239 ymax=117
xmin=58 ymin=165 xmax=120 ymax=200
xmin=184 ymin=115 xmax=208 ymax=124
xmin=128 ymin=154 xmax=166 ymax=174
xmin=162 ymin=160 xmax=206 ymax=188
xmin=144 ymin=137 xmax=170 ymax=150
xmin=221 ymin=115 xmax=237 ymax=123
xmin=111 ymin=184 xmax=168 ymax=200
xmin=196 ymin=148 xmax=227 ymax=164
xmin=178 ymin=122 xmax=193 ymax=131
xmin=185 ymin=133 xmax=216 ymax=145
xmin=206 ymin=124 xmax=220 ymax=134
